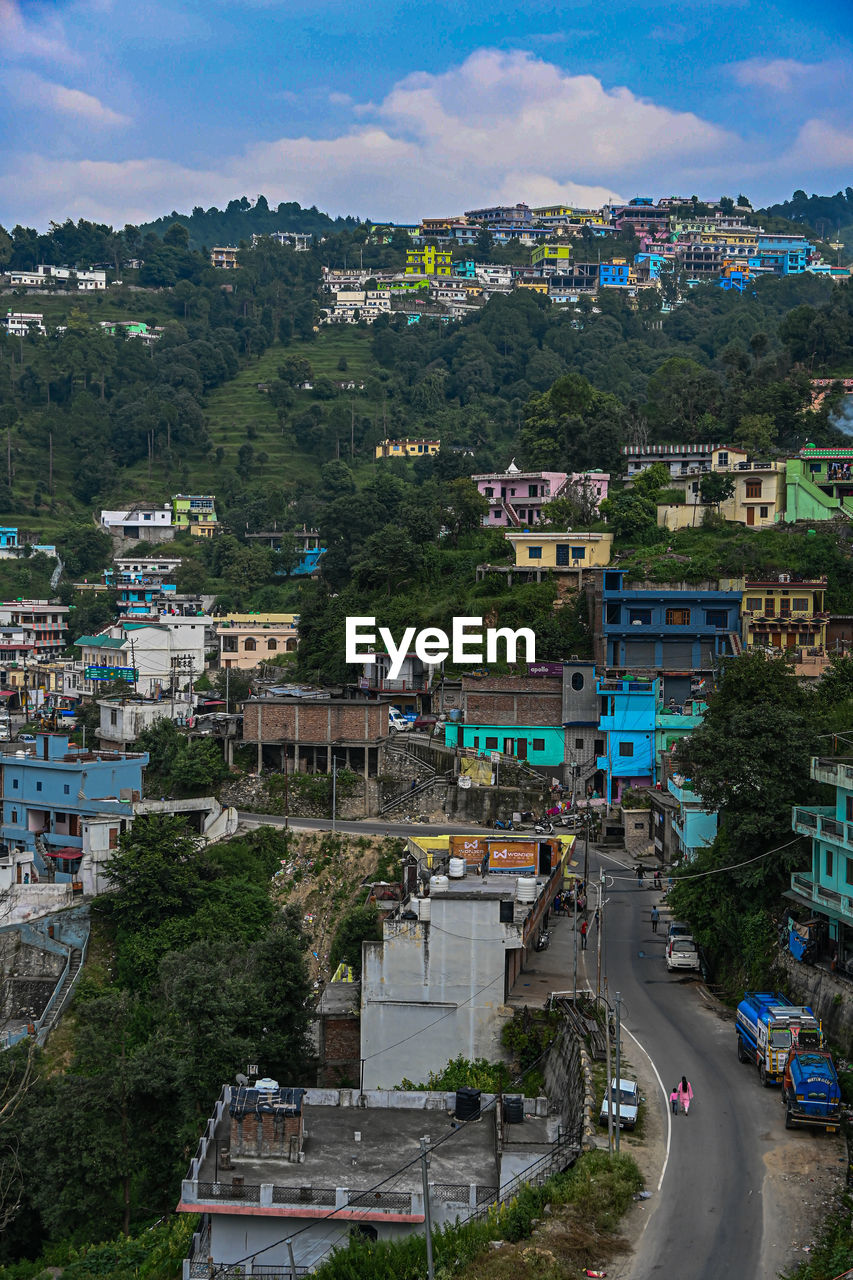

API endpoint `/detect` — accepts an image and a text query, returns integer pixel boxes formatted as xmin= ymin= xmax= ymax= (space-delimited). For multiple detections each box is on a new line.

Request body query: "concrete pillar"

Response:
xmin=257 ymin=740 xmax=262 ymax=773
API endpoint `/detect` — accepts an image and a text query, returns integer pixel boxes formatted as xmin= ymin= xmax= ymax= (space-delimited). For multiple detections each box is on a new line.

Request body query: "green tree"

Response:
xmin=329 ymin=905 xmax=382 ymax=978
xmin=599 ymin=490 xmax=659 ymax=541
xmin=444 ymin=478 xmax=488 ymax=546
xmin=699 ymin=472 xmax=735 ymax=509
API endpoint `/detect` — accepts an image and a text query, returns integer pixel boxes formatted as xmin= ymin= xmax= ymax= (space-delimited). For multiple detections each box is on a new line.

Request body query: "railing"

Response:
xmin=347 ymin=1189 xmax=412 ymax=1210
xmin=430 ymin=1184 xmax=470 ymax=1204
xmin=272 ymin=1186 xmax=336 ymax=1206
xmin=197 ymin=1182 xmax=262 ymax=1201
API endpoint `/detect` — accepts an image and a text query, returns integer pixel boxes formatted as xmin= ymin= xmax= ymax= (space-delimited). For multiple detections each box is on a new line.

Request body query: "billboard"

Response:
xmin=487 ymin=840 xmax=538 ymax=874
xmin=85 ymin=666 xmax=137 ymax=682
xmin=527 ymin=662 xmax=564 ymax=678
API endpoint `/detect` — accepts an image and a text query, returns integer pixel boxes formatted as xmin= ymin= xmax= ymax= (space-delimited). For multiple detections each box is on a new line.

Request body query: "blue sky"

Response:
xmin=1 ymin=0 xmax=852 ymax=229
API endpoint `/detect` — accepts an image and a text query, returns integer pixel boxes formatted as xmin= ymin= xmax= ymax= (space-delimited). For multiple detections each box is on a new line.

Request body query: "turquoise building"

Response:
xmin=655 ymin=699 xmax=707 ymax=770
xmin=596 ymin=676 xmax=658 ymax=805
xmin=443 ymin=723 xmax=565 ymax=768
xmin=667 ymin=773 xmax=718 ymax=861
xmin=791 ymin=756 xmax=853 ymax=965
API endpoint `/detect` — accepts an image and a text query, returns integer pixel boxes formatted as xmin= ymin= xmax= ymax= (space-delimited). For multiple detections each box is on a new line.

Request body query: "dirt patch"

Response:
xmin=761 ymin=1128 xmax=848 ymax=1276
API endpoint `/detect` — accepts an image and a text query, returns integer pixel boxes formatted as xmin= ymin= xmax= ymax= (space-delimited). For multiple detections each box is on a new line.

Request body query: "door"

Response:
xmin=746 ymin=506 xmax=755 ymax=526
xmin=516 ymin=738 xmax=528 ymax=760
xmin=503 ymin=738 xmax=514 ymax=755
xmin=556 ymin=545 xmax=570 ymax=566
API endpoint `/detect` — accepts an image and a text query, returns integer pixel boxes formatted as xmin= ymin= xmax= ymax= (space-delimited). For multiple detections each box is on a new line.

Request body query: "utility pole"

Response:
xmin=286 ymin=1238 xmax=297 ymax=1280
xmin=419 ymin=1137 xmax=435 ymax=1280
xmin=614 ymin=991 xmax=622 ymax=1151
xmin=572 ymin=874 xmax=578 ymax=1002
xmin=225 ymin=666 xmax=230 ymax=715
xmin=603 ymin=982 xmax=614 ymax=1153
xmin=597 ymin=869 xmax=605 ymax=1001
xmin=583 ymin=806 xmax=590 ymax=888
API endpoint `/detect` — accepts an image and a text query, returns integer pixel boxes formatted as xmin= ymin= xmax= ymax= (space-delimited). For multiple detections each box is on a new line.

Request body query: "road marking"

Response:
xmin=621 ymin=1021 xmax=672 ymax=1194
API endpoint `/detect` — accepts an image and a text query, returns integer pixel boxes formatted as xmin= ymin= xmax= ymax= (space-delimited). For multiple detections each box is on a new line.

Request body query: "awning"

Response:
xmin=42 ymin=846 xmax=82 ymax=859
xmin=0 ymin=691 xmax=16 ymax=697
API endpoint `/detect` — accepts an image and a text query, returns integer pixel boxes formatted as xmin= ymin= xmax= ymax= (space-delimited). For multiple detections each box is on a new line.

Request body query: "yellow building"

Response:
xmin=210 ymin=247 xmax=239 ymax=269
xmin=657 ymin=460 xmax=785 ymax=531
xmin=741 ymin=577 xmax=828 ymax=653
xmin=405 ymin=246 xmax=452 ymax=276
xmin=505 ymin=530 xmax=614 ymax=569
xmin=375 ymin=438 xmax=441 ymax=459
xmin=216 ymin=613 xmax=299 ymax=670
xmin=700 ymin=229 xmax=758 ymax=247
xmin=530 ymin=243 xmax=572 ymax=270
xmin=516 ymin=280 xmax=549 ymax=294
xmin=532 ymin=206 xmax=607 ymax=225
xmin=420 ymin=217 xmax=464 ymax=236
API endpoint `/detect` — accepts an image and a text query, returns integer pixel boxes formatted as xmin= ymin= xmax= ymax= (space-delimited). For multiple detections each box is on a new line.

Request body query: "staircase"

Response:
xmin=500 ymin=500 xmax=522 ymax=527
xmin=380 ymin=770 xmax=452 ymax=816
xmin=38 ymin=947 xmax=83 ymax=1039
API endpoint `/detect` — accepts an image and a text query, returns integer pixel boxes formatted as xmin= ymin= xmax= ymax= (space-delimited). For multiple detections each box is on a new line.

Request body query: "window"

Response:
xmin=11 ymin=809 xmax=17 ymax=823
xmin=798 ymin=633 xmax=810 ymax=646
xmin=629 ymin=608 xmax=652 ymax=625
xmin=36 ymin=781 xmax=42 ymax=792
xmin=63 ymin=784 xmax=70 ymax=795
xmin=764 ymin=599 xmax=775 ymax=617
xmin=571 ymin=672 xmax=585 ymax=691
xmin=556 ymin=545 xmax=569 ymax=566
xmin=110 ymin=710 xmax=118 ymax=727
xmin=760 ymin=506 xmax=769 ymax=519
xmin=780 ymin=598 xmax=790 ymax=615
xmin=745 ymin=480 xmax=761 ymax=500
xmin=12 ymin=779 xmax=18 ymax=789
xmin=484 ymin=487 xmax=493 ymax=497
xmin=571 ymin=546 xmax=585 ymax=561
xmin=594 ymin=738 xmax=604 ymax=755
xmin=718 ymin=452 xmax=728 ymax=466
xmin=606 ymin=603 xmax=621 ymax=625
xmin=527 ymin=547 xmax=542 ymax=560
xmin=618 ymin=742 xmax=634 ymax=757
xmin=847 ymin=796 xmax=853 ymax=822
xmin=826 ymin=848 xmax=833 ymax=878
xmin=705 ymin=609 xmax=727 ymax=628
xmin=847 ymin=857 xmax=853 ymax=887
xmin=473 ymin=737 xmax=479 ymax=750
xmin=746 ymin=597 xmax=762 ymax=611
xmin=267 ymin=639 xmax=278 ymax=651
xmin=243 ymin=637 xmax=257 ymax=651
xmin=666 ymin=608 xmax=691 ymax=626
xmin=532 ymin=738 xmax=545 ymax=751
xmin=792 ymin=597 xmax=809 ymax=611
xmin=575 ymin=738 xmax=584 ymax=749
xmin=528 ymin=484 xmax=538 ymax=497
xmin=485 ymin=736 xmax=498 ymax=749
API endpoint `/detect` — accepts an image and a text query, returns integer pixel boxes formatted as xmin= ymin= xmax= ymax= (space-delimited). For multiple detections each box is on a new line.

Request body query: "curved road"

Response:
xmin=237 ymin=811 xmax=488 ymax=837
xmin=584 ymin=845 xmax=839 ymax=1280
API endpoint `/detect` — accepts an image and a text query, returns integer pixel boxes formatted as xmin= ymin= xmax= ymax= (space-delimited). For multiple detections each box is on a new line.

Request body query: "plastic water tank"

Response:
xmin=447 ymin=708 xmax=463 ymax=722
xmin=503 ymin=1095 xmax=524 ymax=1124
xmin=417 ymin=896 xmax=431 ymax=922
xmin=455 ymin=1087 xmax=481 ymax=1121
xmin=431 ymin=875 xmax=450 ymax=893
xmin=516 ymin=877 xmax=537 ymax=903
xmin=448 ymin=857 xmax=465 ymax=879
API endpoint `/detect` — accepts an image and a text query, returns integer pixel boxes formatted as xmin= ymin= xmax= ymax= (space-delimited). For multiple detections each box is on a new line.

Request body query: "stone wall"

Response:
xmin=777 ymin=948 xmax=853 ymax=1055
xmin=221 ymin=772 xmax=377 ymax=820
xmin=622 ymin=807 xmax=653 ymax=856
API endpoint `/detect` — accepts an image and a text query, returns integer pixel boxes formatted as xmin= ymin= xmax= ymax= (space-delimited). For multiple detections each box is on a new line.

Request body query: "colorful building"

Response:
xmin=786 ymin=446 xmax=853 ymax=522
xmin=530 ymin=243 xmax=573 ymax=271
xmin=504 ymin=530 xmax=613 ymax=570
xmin=595 ymin=675 xmax=658 ymax=804
xmin=790 ymin=756 xmax=853 ymax=966
xmin=657 ymin=460 xmax=785 ymax=530
xmin=655 ymin=698 xmax=707 ymax=770
xmin=404 ymin=246 xmax=452 ymax=276
xmin=444 ymin=721 xmax=565 ymax=768
xmin=741 ymin=576 xmax=827 ymax=653
xmin=172 ymin=494 xmax=218 ymax=537
xmin=374 ymin=438 xmax=440 ymax=459
xmin=667 ymin=772 xmax=718 ymax=861
xmin=216 ymin=613 xmax=299 ymax=670
xmin=472 ymin=460 xmax=576 ymax=525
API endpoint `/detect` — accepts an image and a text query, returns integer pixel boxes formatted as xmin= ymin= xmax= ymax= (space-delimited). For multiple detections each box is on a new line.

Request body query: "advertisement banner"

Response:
xmin=460 ymin=756 xmax=493 ymax=786
xmin=450 ymin=835 xmax=487 ymax=866
xmin=527 ymin=662 xmax=564 ymax=678
xmin=487 ymin=840 xmax=538 ymax=874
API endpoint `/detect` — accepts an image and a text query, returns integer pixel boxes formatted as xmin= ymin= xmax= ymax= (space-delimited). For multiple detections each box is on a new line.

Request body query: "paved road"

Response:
xmin=584 ymin=845 xmax=835 ymax=1280
xmin=237 ymin=811 xmax=487 ymax=838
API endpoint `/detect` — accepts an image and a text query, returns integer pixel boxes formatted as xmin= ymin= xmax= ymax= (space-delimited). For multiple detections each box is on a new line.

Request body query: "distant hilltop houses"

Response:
xmin=301 ymin=196 xmax=851 ymax=324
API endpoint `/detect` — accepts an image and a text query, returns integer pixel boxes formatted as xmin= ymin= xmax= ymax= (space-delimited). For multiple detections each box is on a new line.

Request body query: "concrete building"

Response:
xmin=211 ymin=247 xmax=239 ymax=269
xmin=656 ymin=460 xmax=786 ymax=530
xmin=172 ymin=493 xmax=218 ymax=537
xmin=374 ymin=438 xmax=440 ymax=459
xmin=107 ymin=556 xmax=183 ymax=618
xmin=472 ymin=461 xmax=568 ymax=526
xmin=404 ymin=245 xmax=452 ymax=276
xmin=596 ymin=675 xmax=658 ymax=804
xmin=790 ymin=756 xmax=853 ymax=969
xmin=561 ymin=661 xmax=606 ymax=799
xmin=216 ymin=613 xmax=299 ymax=670
xmin=361 ymin=844 xmax=562 ymax=1086
xmin=4 ymin=312 xmax=46 ymax=338
xmin=504 ymin=530 xmax=613 ymax=572
xmin=241 ymin=696 xmax=388 ymax=780
xmin=0 ymin=601 xmax=68 ymax=658
xmin=667 ymin=773 xmax=718 ymax=862
xmin=99 ymin=504 xmax=174 ymax=542
xmin=96 ymin=695 xmax=194 ymax=752
xmin=655 ymin=698 xmax=706 ymax=770
xmin=742 ymin=576 xmax=828 ymax=656
xmin=785 ymin=445 xmax=853 ymax=522
xmin=622 ymin=442 xmax=746 ymax=480
xmin=66 ymin=618 xmax=206 ymax=701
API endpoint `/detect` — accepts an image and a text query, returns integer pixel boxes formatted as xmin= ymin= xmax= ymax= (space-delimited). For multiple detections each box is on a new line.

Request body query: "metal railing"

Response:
xmin=197 ymin=1182 xmax=262 ymax=1201
xmin=272 ymin=1186 xmax=337 ymax=1206
xmin=347 ymin=1189 xmax=412 ymax=1210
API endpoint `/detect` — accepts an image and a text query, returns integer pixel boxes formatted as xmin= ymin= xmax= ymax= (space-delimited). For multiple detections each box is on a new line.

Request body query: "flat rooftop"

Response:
xmin=200 ymin=1092 xmax=499 ymax=1193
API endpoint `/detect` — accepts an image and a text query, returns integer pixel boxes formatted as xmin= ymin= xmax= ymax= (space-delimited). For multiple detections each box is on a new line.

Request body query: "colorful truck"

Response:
xmin=781 ymin=1048 xmax=841 ymax=1132
xmin=735 ymin=991 xmax=823 ymax=1086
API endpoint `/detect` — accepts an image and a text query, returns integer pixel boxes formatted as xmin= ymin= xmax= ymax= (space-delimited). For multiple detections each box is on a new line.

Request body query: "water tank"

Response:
xmin=417 ymin=896 xmax=431 ymax=922
xmin=447 ymin=708 xmax=463 ymax=722
xmin=455 ymin=1087 xmax=481 ymax=1121
xmin=448 ymin=857 xmax=465 ymax=879
xmin=431 ymin=875 xmax=450 ymax=893
xmin=503 ymin=1095 xmax=524 ymax=1124
xmin=516 ymin=877 xmax=537 ymax=903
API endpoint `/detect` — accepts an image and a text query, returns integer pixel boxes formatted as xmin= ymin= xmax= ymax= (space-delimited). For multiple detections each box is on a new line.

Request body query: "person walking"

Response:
xmin=593 ymin=907 xmax=600 ymax=931
xmin=654 ymin=868 xmax=662 ymax=890
xmin=580 ymin=918 xmax=589 ymax=950
xmin=636 ymin=866 xmax=645 ymax=888
xmin=669 ymin=1084 xmax=679 ymax=1115
xmin=651 ymin=905 xmax=660 ymax=934
xmin=677 ymin=1076 xmax=694 ymax=1115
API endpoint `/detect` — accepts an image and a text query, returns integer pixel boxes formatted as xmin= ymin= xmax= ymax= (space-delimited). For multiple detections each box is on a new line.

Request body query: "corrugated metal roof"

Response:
xmin=76 ymin=634 xmax=125 ymax=648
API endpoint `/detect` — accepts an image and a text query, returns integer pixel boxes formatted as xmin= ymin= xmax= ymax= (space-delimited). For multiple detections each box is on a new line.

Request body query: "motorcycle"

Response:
xmin=534 ymin=817 xmax=555 ymax=835
xmin=535 ymin=930 xmax=551 ymax=952
xmin=494 ymin=818 xmax=514 ymax=831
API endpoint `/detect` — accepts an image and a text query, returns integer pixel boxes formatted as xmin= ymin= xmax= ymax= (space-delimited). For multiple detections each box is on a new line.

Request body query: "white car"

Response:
xmin=599 ymin=1078 xmax=640 ymax=1130
xmin=666 ymin=935 xmax=701 ymax=971
xmin=388 ymin=709 xmax=411 ymax=733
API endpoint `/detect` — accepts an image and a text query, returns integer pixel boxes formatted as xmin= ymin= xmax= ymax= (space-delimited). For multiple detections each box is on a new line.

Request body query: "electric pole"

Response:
xmin=614 ymin=991 xmax=622 ymax=1151
xmin=419 ymin=1137 xmax=435 ymax=1280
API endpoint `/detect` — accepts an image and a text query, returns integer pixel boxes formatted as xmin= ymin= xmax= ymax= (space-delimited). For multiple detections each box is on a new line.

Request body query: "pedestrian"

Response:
xmin=651 ymin=905 xmax=660 ymax=934
xmin=593 ymin=907 xmax=599 ymax=930
xmin=669 ymin=1084 xmax=679 ymax=1115
xmin=677 ymin=1076 xmax=693 ymax=1115
xmin=654 ymin=869 xmax=662 ymax=890
xmin=410 ymin=779 xmax=417 ymax=792
xmin=580 ymin=918 xmax=588 ymax=950
xmin=636 ymin=866 xmax=645 ymax=888
xmin=554 ymin=893 xmax=562 ymax=916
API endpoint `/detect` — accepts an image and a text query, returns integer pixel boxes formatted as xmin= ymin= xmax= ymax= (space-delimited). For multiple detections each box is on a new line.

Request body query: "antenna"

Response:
xmin=236 ymin=1073 xmax=248 ymax=1086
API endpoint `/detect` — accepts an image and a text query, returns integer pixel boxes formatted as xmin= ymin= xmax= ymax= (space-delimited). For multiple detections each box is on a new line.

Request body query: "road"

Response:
xmin=237 ymin=811 xmax=487 ymax=838
xmin=583 ymin=844 xmax=844 ymax=1280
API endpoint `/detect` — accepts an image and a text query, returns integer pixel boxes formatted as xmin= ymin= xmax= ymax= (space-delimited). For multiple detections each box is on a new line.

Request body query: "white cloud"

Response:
xmin=0 ymin=0 xmax=81 ymax=67
xmin=729 ymin=58 xmax=823 ymax=92
xmin=10 ymin=72 xmax=131 ymax=127
xmin=0 ymin=46 xmax=824 ymax=229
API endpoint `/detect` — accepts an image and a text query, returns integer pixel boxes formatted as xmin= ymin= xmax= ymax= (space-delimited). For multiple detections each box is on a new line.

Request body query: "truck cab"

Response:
xmin=782 ymin=1049 xmax=841 ymax=1132
xmin=735 ymin=991 xmax=823 ymax=1086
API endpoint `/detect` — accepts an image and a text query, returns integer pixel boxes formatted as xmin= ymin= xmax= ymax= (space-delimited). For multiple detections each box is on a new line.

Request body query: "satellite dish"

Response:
xmin=236 ymin=1073 xmax=248 ymax=1086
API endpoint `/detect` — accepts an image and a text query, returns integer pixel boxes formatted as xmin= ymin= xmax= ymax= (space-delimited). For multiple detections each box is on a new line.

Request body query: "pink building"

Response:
xmin=472 ymin=460 xmax=608 ymax=526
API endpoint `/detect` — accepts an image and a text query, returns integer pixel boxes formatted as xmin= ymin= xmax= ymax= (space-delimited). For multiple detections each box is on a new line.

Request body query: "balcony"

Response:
xmin=792 ymin=804 xmax=853 ymax=851
xmin=810 ymin=757 xmax=853 ymax=789
xmin=790 ymin=870 xmax=853 ymax=922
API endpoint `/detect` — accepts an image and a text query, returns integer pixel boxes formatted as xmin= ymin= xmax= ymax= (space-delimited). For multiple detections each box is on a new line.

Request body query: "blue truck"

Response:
xmin=735 ymin=991 xmax=823 ymax=1086
xmin=782 ymin=1048 xmax=842 ymax=1132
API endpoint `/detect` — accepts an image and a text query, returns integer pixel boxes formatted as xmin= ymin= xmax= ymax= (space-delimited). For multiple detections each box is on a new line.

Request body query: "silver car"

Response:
xmin=666 ymin=935 xmax=701 ymax=971
xmin=599 ymin=1078 xmax=640 ymax=1130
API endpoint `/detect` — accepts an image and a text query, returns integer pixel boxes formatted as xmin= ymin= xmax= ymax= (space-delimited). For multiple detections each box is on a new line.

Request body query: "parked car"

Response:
xmin=666 ymin=935 xmax=701 ymax=972
xmin=15 ymin=733 xmax=36 ymax=746
xmin=388 ymin=708 xmax=411 ymax=734
xmin=412 ymin=714 xmax=439 ymax=733
xmin=667 ymin=920 xmax=691 ymax=942
xmin=598 ymin=1078 xmax=640 ymax=1130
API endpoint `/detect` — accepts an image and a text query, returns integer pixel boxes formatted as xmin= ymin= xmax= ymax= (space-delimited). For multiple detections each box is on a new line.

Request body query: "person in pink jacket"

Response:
xmin=677 ymin=1076 xmax=694 ymax=1114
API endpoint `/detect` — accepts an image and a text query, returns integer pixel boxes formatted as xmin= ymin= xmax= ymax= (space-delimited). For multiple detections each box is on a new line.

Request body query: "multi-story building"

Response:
xmin=216 ymin=613 xmax=299 ymax=670
xmin=210 ymin=246 xmax=239 ymax=269
xmin=595 ymin=675 xmax=658 ymax=804
xmin=66 ymin=618 xmax=206 ymax=701
xmin=530 ymin=243 xmax=573 ymax=272
xmin=0 ymin=731 xmax=147 ymax=891
xmin=561 ymin=660 xmax=606 ymax=798
xmin=597 ymin=570 xmax=741 ymax=702
xmin=4 ymin=312 xmax=46 ymax=337
xmin=657 ymin=460 xmax=786 ymax=530
xmin=444 ymin=671 xmax=565 ymax=769
xmin=404 ymin=245 xmax=452 ymax=276
xmin=464 ymin=203 xmax=532 ymax=226
xmin=172 ymin=493 xmax=217 ymax=536
xmin=623 ymin=442 xmax=747 ymax=480
xmin=741 ymin=575 xmax=828 ymax=656
xmin=251 ymin=231 xmax=312 ymax=251
xmin=655 ymin=698 xmax=707 ymax=770
xmin=662 ymin=770 xmax=718 ymax=862
xmin=790 ymin=756 xmax=853 ymax=969
xmin=786 ymin=444 xmax=853 ymax=522
xmin=374 ymin=438 xmax=440 ymax=459
xmin=100 ymin=503 xmax=174 ymax=542
xmin=105 ymin=556 xmax=182 ymax=618
xmin=599 ymin=259 xmax=632 ymax=288
xmin=0 ymin=601 xmax=69 ymax=657
xmin=472 ymin=461 xmax=570 ymax=526
xmin=241 ymin=695 xmax=388 ymax=780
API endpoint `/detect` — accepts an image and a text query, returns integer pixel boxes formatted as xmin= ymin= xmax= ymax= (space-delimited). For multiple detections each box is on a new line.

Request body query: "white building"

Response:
xmin=65 ymin=618 xmax=208 ymax=701
xmin=4 ymin=312 xmax=46 ymax=337
xmin=99 ymin=505 xmax=174 ymax=542
xmin=0 ymin=601 xmax=68 ymax=658
xmin=8 ymin=266 xmax=106 ymax=291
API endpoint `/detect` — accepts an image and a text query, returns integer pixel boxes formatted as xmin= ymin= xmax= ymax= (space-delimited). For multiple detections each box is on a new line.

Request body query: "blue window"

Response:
xmin=64 ymin=784 xmax=70 ymax=795
xmin=528 ymin=547 xmax=542 ymax=559
xmin=36 ymin=781 xmax=42 ymax=792
xmin=571 ymin=546 xmax=585 ymax=561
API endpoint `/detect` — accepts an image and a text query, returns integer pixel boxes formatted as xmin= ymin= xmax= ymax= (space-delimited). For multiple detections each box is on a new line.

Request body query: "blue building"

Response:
xmin=599 ymin=261 xmax=631 ymax=287
xmin=667 ymin=773 xmax=718 ymax=860
xmin=596 ymin=675 xmax=658 ymax=804
xmin=0 ymin=528 xmax=18 ymax=550
xmin=0 ymin=732 xmax=148 ymax=886
xmin=790 ymin=756 xmax=853 ymax=968
xmin=598 ymin=570 xmax=742 ymax=702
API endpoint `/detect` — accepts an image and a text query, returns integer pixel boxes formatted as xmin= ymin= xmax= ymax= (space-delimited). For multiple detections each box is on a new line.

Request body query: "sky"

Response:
xmin=1 ymin=0 xmax=852 ymax=230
